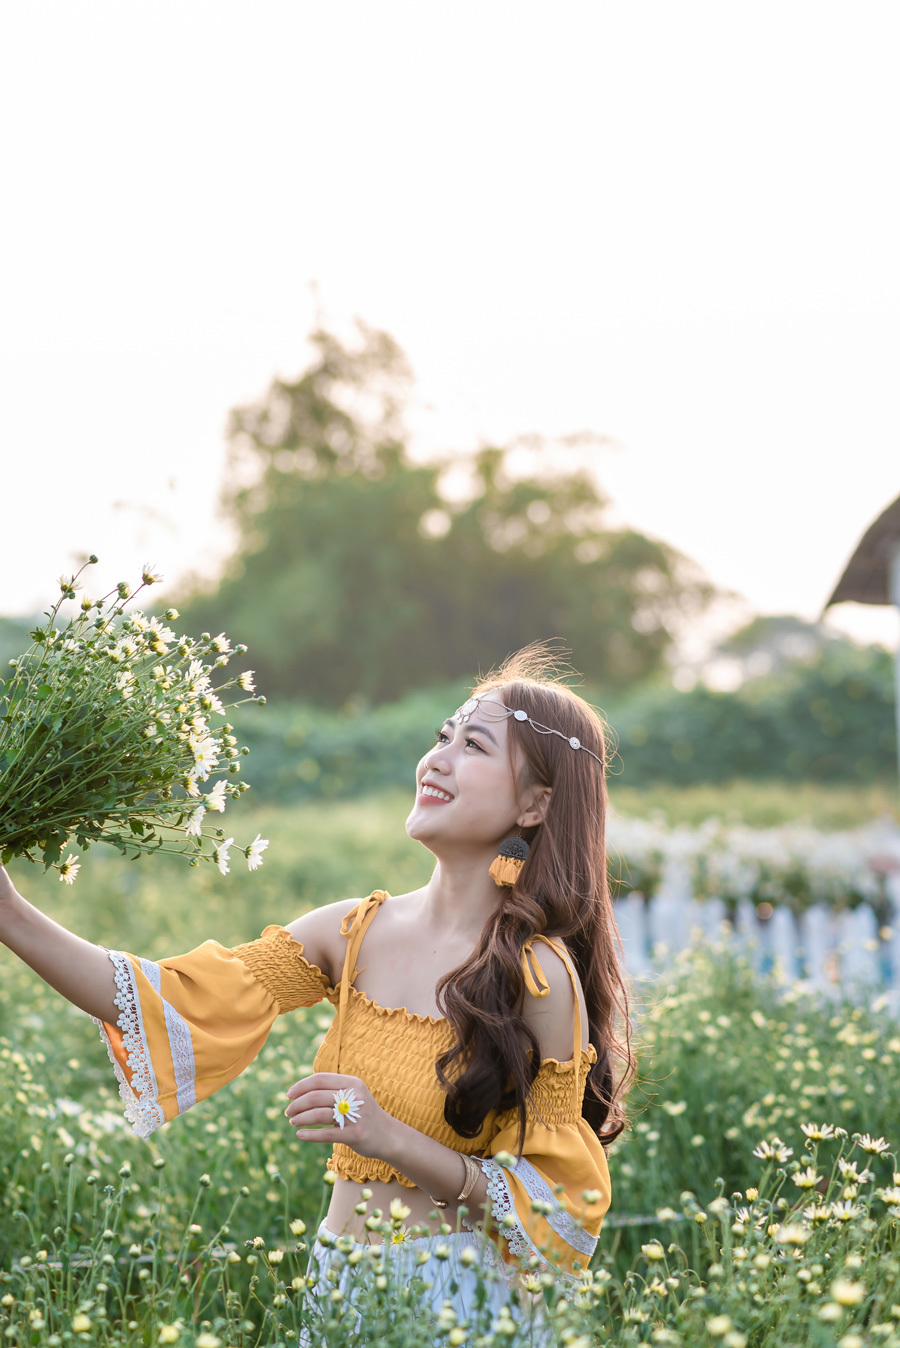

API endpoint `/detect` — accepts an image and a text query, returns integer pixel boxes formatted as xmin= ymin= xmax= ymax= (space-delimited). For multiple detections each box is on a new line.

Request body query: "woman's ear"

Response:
xmin=518 ymin=786 xmax=551 ymax=830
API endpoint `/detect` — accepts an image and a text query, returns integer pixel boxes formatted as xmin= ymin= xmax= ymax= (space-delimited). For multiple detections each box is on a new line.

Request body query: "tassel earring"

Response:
xmin=489 ymin=834 xmax=530 ymax=888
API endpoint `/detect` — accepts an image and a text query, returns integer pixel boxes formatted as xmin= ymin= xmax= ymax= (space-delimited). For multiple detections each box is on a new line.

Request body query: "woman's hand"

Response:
xmin=284 ymin=1072 xmax=398 ymax=1161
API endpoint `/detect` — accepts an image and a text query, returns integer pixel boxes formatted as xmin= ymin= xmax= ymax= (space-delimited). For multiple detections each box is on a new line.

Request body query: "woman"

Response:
xmin=0 ymin=649 xmax=633 ymax=1342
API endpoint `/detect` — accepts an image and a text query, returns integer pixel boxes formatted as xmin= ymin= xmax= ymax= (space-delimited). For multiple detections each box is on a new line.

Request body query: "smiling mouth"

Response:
xmin=419 ymin=784 xmax=453 ymax=803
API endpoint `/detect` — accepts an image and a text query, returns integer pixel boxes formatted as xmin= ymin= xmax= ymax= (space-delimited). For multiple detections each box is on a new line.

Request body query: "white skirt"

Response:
xmin=297 ymin=1220 xmax=556 ymax=1347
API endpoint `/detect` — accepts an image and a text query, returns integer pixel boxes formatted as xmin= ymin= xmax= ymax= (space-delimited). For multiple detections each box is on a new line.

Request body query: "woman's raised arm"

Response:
xmin=0 ymin=863 xmax=117 ymax=1022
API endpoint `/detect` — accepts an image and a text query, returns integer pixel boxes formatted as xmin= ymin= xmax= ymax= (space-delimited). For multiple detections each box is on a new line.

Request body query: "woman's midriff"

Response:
xmin=325 ymin=1175 xmax=486 ymax=1245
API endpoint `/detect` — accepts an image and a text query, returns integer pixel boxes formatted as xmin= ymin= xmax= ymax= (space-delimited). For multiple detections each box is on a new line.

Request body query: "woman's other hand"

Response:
xmin=284 ymin=1073 xmax=396 ymax=1161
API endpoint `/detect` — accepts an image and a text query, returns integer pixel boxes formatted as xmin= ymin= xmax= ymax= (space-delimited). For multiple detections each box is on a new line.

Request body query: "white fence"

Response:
xmin=613 ymin=868 xmax=900 ymax=1007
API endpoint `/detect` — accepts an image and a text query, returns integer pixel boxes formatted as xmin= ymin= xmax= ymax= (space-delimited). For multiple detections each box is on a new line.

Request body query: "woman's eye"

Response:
xmin=434 ymin=729 xmax=450 ymax=744
xmin=465 ymin=738 xmax=484 ymax=751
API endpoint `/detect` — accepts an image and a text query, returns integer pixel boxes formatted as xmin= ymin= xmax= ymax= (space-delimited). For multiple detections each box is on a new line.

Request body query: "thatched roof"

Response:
xmin=824 ymin=492 xmax=900 ymax=608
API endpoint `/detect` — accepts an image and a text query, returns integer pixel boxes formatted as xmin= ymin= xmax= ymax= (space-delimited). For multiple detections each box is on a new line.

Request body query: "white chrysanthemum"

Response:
xmin=204 ymin=781 xmax=227 ymax=813
xmin=58 ymin=854 xmax=81 ymax=885
xmin=191 ymin=737 xmax=218 ymax=781
xmin=774 ymin=1223 xmax=810 ymax=1245
xmin=211 ymin=633 xmax=232 ymax=655
xmin=662 ymin=1100 xmax=687 ymax=1116
xmin=828 ymin=1200 xmax=863 ymax=1222
xmin=792 ymin=1167 xmax=823 ymax=1190
xmin=753 ymin=1138 xmax=793 ymax=1163
xmin=215 ymin=837 xmax=235 ymax=876
xmin=801 ymin=1123 xmax=836 ymax=1141
xmin=829 ymin=1278 xmax=865 ymax=1306
xmin=858 ymin=1134 xmax=890 ymax=1154
xmin=247 ymin=834 xmax=269 ymax=872
xmin=238 ymin=671 xmax=256 ymax=692
xmin=146 ymin=617 xmax=174 ymax=647
xmin=837 ymin=1158 xmax=874 ymax=1183
xmin=185 ymin=806 xmax=206 ymax=837
xmin=332 ymin=1088 xmax=362 ymax=1130
xmin=115 ymin=669 xmax=135 ymax=698
xmin=641 ymin=1241 xmax=666 ymax=1261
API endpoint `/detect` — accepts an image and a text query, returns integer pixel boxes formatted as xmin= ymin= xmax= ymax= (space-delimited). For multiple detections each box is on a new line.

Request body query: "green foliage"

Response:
xmin=613 ymin=641 xmax=898 ymax=786
xmin=176 ymin=322 xmax=715 ymax=706
xmin=608 ymin=779 xmax=898 ymax=830
xmin=222 ymin=638 xmax=897 ymax=809
xmin=229 ymin=683 xmax=469 ymax=803
xmin=4 ymin=837 xmax=900 ymax=1344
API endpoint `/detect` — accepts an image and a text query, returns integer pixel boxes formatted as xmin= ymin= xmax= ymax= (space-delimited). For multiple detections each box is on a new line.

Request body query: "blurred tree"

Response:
xmin=613 ymin=640 xmax=897 ymax=785
xmin=176 ymin=322 xmax=716 ymax=706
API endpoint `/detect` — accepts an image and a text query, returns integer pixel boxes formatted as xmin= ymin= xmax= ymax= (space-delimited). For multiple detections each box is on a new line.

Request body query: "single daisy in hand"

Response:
xmin=332 ymin=1088 xmax=362 ymax=1129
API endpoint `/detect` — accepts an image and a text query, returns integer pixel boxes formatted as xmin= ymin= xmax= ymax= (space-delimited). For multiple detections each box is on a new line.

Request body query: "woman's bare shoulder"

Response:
xmin=283 ymin=896 xmax=368 ymax=987
xmin=521 ymin=936 xmax=590 ymax=1061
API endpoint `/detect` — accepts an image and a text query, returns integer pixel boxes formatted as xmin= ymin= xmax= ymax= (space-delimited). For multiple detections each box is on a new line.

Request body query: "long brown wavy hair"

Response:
xmin=433 ymin=645 xmax=634 ymax=1154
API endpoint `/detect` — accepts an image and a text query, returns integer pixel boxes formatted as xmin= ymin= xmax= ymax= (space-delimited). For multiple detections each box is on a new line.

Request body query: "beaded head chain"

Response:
xmin=455 ymin=695 xmax=604 ymax=769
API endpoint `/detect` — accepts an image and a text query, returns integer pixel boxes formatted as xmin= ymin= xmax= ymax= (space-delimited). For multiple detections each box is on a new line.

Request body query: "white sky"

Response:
xmin=1 ymin=2 xmax=898 ymax=661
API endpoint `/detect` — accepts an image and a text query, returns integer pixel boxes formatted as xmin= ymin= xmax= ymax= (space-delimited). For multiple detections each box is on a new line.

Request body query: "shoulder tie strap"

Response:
xmin=521 ymin=940 xmax=551 ymax=998
xmin=522 ymin=935 xmax=585 ymax=1114
xmin=330 ymin=891 xmax=388 ymax=1073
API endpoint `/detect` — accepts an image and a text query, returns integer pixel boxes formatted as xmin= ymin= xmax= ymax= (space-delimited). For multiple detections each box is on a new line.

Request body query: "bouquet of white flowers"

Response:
xmin=0 ymin=559 xmax=268 ymax=881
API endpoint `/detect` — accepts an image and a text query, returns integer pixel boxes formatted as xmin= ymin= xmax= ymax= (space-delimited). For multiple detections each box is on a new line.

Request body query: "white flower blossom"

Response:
xmin=115 ymin=669 xmax=135 ymax=698
xmin=185 ymin=806 xmax=206 ymax=837
xmin=801 ymin=1123 xmax=837 ymax=1141
xmin=753 ymin=1138 xmax=793 ymax=1163
xmin=246 ymin=833 xmax=270 ymax=871
xmin=215 ymin=837 xmax=235 ymax=876
xmin=858 ymin=1134 xmax=890 ymax=1155
xmin=204 ymin=781 xmax=227 ymax=813
xmin=792 ymin=1167 xmax=823 ymax=1190
xmin=211 ymin=633 xmax=232 ymax=655
xmin=237 ymin=671 xmax=256 ymax=692
xmin=190 ymin=736 xmax=218 ymax=781
xmin=332 ymin=1088 xmax=362 ymax=1129
xmin=146 ymin=617 xmax=174 ymax=647
xmin=58 ymin=854 xmax=81 ymax=885
xmin=185 ymin=659 xmax=211 ymax=696
xmin=838 ymin=1159 xmax=874 ymax=1183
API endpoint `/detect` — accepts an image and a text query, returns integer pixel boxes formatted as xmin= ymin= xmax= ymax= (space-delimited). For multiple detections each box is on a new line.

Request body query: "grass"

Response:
xmin=607 ymin=778 xmax=900 ymax=830
xmin=2 ymin=785 xmax=900 ymax=1344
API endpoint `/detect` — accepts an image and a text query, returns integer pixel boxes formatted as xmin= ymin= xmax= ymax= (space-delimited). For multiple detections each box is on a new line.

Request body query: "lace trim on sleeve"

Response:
xmin=92 ymin=949 xmax=166 ymax=1139
xmin=139 ymin=958 xmax=197 ymax=1114
xmin=471 ymin=1156 xmax=595 ymax=1275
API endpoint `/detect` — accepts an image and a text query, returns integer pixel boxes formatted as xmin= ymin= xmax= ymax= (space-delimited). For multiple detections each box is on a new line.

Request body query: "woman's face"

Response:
xmin=406 ymin=694 xmax=544 ymax=855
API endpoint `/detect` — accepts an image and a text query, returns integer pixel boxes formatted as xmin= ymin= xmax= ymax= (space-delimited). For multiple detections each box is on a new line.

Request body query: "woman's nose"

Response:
xmin=423 ymin=744 xmax=450 ymax=773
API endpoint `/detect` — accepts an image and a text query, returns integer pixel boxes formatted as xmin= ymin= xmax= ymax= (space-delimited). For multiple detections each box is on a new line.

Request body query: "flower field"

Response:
xmin=2 ymin=798 xmax=900 ymax=1346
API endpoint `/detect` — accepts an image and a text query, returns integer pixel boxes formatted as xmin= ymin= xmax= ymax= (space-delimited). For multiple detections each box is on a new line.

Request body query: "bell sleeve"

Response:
xmin=476 ymin=1068 xmax=612 ymax=1279
xmin=95 ymin=924 xmax=334 ymax=1139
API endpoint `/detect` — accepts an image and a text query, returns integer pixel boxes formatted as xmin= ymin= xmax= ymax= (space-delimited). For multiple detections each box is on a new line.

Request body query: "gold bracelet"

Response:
xmin=457 ymin=1153 xmax=480 ymax=1204
xmin=428 ymin=1153 xmax=482 ymax=1210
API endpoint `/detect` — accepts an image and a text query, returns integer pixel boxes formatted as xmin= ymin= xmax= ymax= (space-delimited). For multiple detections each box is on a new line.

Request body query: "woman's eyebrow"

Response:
xmin=442 ymin=717 xmax=498 ymax=747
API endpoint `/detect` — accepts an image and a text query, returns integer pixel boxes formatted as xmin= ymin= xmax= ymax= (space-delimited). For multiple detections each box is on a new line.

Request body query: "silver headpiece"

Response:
xmin=455 ymin=695 xmax=604 ymax=769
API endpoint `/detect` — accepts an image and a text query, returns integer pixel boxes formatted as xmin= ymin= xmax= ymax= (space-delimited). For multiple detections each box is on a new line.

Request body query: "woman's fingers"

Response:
xmin=290 ymin=1106 xmax=336 ymax=1129
xmin=284 ymin=1090 xmax=340 ymax=1122
xmin=285 ymin=1071 xmax=357 ymax=1100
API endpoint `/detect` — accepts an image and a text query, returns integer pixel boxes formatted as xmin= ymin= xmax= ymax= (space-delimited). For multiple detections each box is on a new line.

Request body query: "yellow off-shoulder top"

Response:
xmin=95 ymin=890 xmax=611 ymax=1277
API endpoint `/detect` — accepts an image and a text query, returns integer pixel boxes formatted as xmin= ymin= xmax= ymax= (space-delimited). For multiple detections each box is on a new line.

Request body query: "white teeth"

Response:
xmin=421 ymin=785 xmax=452 ymax=802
